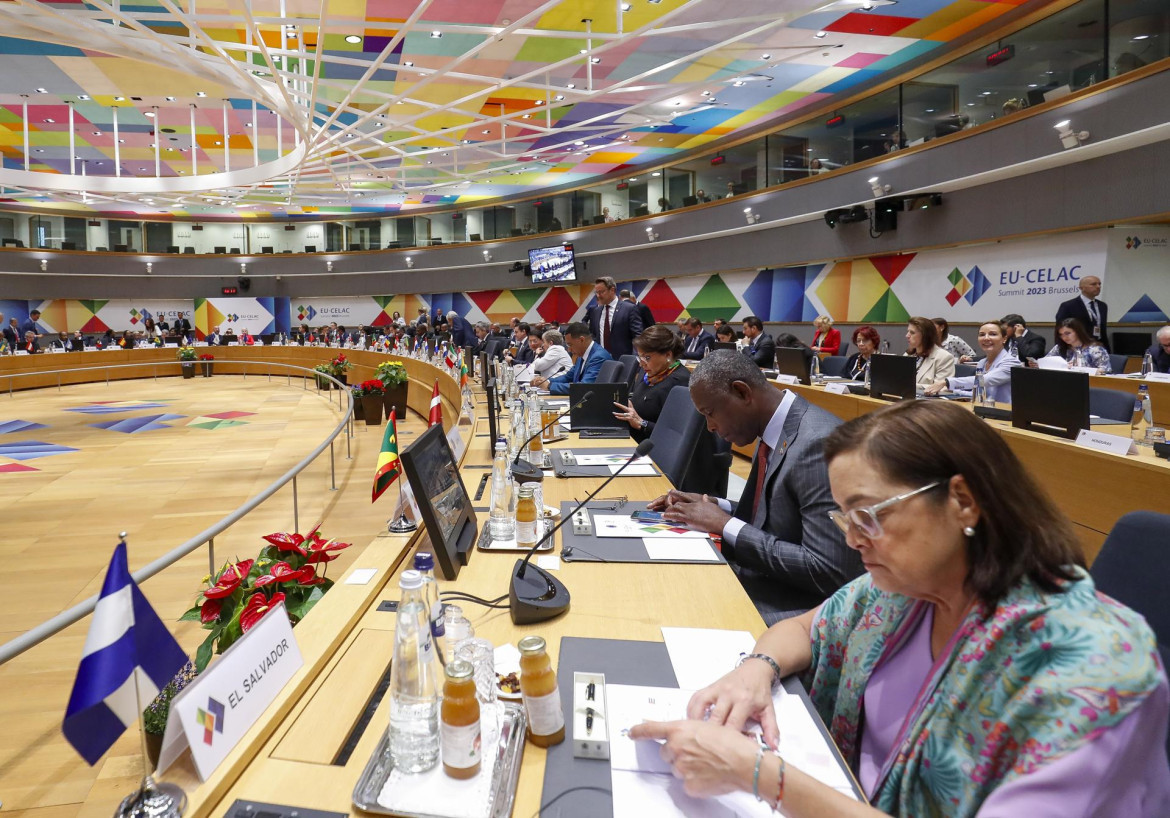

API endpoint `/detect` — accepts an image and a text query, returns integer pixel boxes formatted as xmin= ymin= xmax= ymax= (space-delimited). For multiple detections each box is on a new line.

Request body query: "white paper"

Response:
xmin=610 ymin=463 xmax=658 ymax=475
xmin=344 ymin=568 xmax=378 ymax=585
xmin=493 ymin=643 xmax=520 ymax=677
xmin=575 ymin=454 xmax=652 ymax=466
xmin=661 ymin=628 xmax=756 ymax=690
xmin=536 ymin=555 xmax=561 ymax=571
xmin=643 ymin=538 xmax=719 ymax=562
xmin=593 ymin=515 xmax=708 ymax=538
xmin=1035 ymin=356 xmax=1069 ymax=371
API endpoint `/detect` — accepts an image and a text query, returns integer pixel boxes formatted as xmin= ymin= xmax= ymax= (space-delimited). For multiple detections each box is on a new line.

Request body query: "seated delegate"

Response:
xmin=612 ymin=325 xmax=691 ymax=443
xmin=904 ymin=316 xmax=955 ymax=387
xmin=529 ymin=330 xmax=573 ymax=381
xmin=530 ymin=322 xmax=611 ymax=396
xmin=924 ymin=320 xmax=1020 ymax=402
xmin=632 ymin=400 xmax=1169 ymax=817
xmin=844 ymin=326 xmax=880 ymax=381
xmin=933 ymin=317 xmax=976 ymax=361
xmin=1037 ymin=318 xmax=1112 ymax=373
xmin=810 ymin=316 xmax=840 ymax=355
xmin=1147 ymin=325 xmax=1170 ymax=373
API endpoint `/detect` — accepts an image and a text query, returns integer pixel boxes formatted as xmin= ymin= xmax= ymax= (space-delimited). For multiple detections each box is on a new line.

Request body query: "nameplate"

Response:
xmin=194 ymin=342 xmax=209 ymax=347
xmin=1146 ymin=373 xmax=1170 ymax=383
xmin=46 ymin=347 xmax=62 ymax=354
xmin=164 ymin=343 xmax=179 ymax=349
xmin=1068 ymin=365 xmax=1098 ymax=375
xmin=13 ymin=350 xmax=28 ymax=356
xmin=157 ymin=602 xmax=302 ymax=780
xmin=773 ymin=374 xmax=799 ymax=385
xmin=1075 ymin=429 xmax=1137 ymax=456
xmin=228 ymin=342 xmax=240 ymax=346
xmin=824 ymin=382 xmax=851 ymax=395
xmin=83 ymin=348 xmax=100 ymax=352
xmin=254 ymin=340 xmax=264 ymax=346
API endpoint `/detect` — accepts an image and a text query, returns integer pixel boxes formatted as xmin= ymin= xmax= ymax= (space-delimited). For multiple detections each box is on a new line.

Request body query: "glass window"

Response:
xmin=1109 ymin=0 xmax=1169 ymax=77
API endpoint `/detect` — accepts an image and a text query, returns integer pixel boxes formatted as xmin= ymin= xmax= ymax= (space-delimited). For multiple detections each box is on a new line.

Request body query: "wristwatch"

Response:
xmin=737 ymin=652 xmax=783 ymax=686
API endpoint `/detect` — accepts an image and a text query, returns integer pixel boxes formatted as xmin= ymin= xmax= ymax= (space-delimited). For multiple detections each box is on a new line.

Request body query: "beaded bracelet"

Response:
xmin=752 ymin=745 xmax=766 ymax=802
xmin=737 ymin=652 xmax=783 ymax=686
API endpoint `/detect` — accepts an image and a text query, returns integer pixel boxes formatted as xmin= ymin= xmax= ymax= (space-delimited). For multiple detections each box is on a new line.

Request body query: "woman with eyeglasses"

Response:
xmin=630 ymin=400 xmax=1168 ymax=817
xmin=612 ymin=324 xmax=690 ymax=442
xmin=844 ymin=326 xmax=880 ymax=381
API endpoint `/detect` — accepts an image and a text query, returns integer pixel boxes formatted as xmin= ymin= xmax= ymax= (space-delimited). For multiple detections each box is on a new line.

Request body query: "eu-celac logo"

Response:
xmin=196 ymin=697 xmax=226 ymax=746
xmin=225 ymin=313 xmax=240 ymax=322
xmin=128 ymin=308 xmax=142 ymax=325
xmin=1126 ymin=236 xmax=1142 ymax=249
xmin=945 ymin=265 xmax=991 ymax=307
xmin=296 ymin=305 xmax=317 ymax=321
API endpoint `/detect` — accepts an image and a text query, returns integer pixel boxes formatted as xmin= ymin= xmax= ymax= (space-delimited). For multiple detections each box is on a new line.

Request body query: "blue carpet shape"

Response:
xmin=0 ymin=440 xmax=79 ymax=460
xmin=90 ymin=414 xmax=187 ymax=434
xmin=0 ymin=420 xmax=48 ymax=435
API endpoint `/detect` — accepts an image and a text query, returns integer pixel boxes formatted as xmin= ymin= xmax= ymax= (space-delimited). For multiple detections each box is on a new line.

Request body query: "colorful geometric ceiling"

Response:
xmin=0 ymin=0 xmax=1025 ymax=219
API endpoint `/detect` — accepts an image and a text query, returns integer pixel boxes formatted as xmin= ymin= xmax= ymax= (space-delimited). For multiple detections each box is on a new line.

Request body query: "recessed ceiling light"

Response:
xmin=118 ymin=138 xmax=125 ymax=143
xmin=579 ymin=49 xmax=588 ymax=55
xmin=245 ymin=122 xmax=252 ymax=127
xmin=925 ymin=108 xmax=935 ymax=113
xmin=145 ymin=111 xmax=156 ymax=117
xmin=35 ymin=87 xmax=47 ymax=93
xmin=196 ymin=91 xmax=206 ymax=97
xmin=814 ymin=31 xmax=827 ymax=38
xmin=78 ymin=94 xmax=89 ymax=100
xmin=482 ymin=129 xmax=490 ymax=134
xmin=114 ymin=96 xmax=125 ymax=101
xmin=980 ymin=91 xmax=992 ymax=96
xmin=620 ymin=3 xmax=631 ymax=10
xmin=139 ymin=167 xmax=147 ymax=171
xmin=574 ymin=140 xmax=584 ymax=145
xmin=165 ymin=96 xmax=175 ymax=101
xmin=555 ymin=94 xmax=564 ymax=100
xmin=521 ymin=113 xmax=531 ymax=119
xmin=215 ymin=140 xmax=222 ymax=145
xmin=1027 ymin=83 xmax=1038 ymax=88
xmin=651 ymin=171 xmax=661 ymax=176
xmin=966 ymin=102 xmax=976 ymax=107
xmin=590 ymin=57 xmax=601 ymax=64
xmin=701 ymin=90 xmax=711 ymax=96
xmin=733 ymin=81 xmax=745 ymax=87
xmin=566 ymin=83 xmax=575 ymax=89
xmin=430 ymin=31 xmax=442 ymax=38
xmin=628 ymin=177 xmax=637 ymax=181
xmin=345 ymin=34 xmax=362 ymax=43
xmin=34 ymin=148 xmax=43 ymax=153
xmin=762 ymin=53 xmax=771 ymax=60
xmin=44 ymin=118 xmax=55 ymax=123
xmin=404 ymin=61 xmax=414 ymax=67
xmin=1132 ymin=34 xmax=1150 ymax=40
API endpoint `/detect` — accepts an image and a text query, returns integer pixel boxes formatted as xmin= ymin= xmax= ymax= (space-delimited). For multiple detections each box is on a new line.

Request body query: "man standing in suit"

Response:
xmin=20 ymin=309 xmax=44 ymax=340
xmin=680 ymin=317 xmax=715 ymax=360
xmin=741 ymin=316 xmax=775 ymax=368
xmin=447 ymin=311 xmax=474 ymax=348
xmin=1055 ymin=276 xmax=1108 ymax=350
xmin=0 ymin=314 xmax=16 ymax=350
xmin=620 ymin=289 xmax=655 ymax=330
xmin=531 ymin=322 xmax=612 ymax=396
xmin=173 ymin=312 xmax=192 ymax=338
xmin=1002 ymin=314 xmax=1046 ymax=362
xmin=648 ymin=351 xmax=861 ymax=622
xmin=588 ymin=276 xmax=643 ymax=359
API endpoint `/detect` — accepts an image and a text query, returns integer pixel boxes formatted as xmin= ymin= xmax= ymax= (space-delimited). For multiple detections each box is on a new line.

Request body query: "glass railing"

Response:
xmin=2 ymin=0 xmax=1165 ymax=254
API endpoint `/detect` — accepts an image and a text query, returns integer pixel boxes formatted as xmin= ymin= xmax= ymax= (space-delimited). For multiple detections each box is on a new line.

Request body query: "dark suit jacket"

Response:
xmin=588 ymin=299 xmax=643 ymax=359
xmin=1147 ymin=343 xmax=1170 ymax=374
xmin=1010 ymin=330 xmax=1047 ymax=362
xmin=744 ymin=332 xmax=776 ymax=368
xmin=3 ymin=326 xmax=18 ymax=348
xmin=727 ymin=396 xmax=864 ymax=623
xmin=174 ymin=319 xmax=191 ymax=335
xmin=633 ymin=301 xmax=655 ymax=329
xmin=67 ymin=338 xmax=87 ymax=352
xmin=546 ymin=344 xmax=613 ymax=396
xmin=448 ymin=315 xmax=474 ymax=348
xmin=512 ymin=343 xmax=535 ymax=365
xmin=681 ymin=330 xmax=716 ymax=360
xmin=1055 ymin=296 xmax=1109 ymax=350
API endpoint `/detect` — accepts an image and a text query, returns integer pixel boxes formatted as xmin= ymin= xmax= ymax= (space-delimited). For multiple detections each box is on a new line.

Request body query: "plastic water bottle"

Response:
xmin=489 ymin=442 xmax=516 ymax=540
xmin=881 ymin=340 xmax=890 ymax=354
xmin=389 ymin=570 xmax=440 ymax=773
xmin=810 ymin=354 xmax=821 ymax=382
xmin=973 ymin=370 xmax=988 ymax=405
xmin=1132 ymin=384 xmax=1152 ymax=443
xmin=1141 ymin=353 xmax=1154 ymax=378
xmin=412 ymin=553 xmax=446 ymax=667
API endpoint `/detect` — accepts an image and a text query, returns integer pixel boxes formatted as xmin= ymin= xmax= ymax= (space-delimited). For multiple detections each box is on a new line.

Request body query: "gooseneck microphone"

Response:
xmin=508 ymin=439 xmax=654 ymax=624
xmin=509 ymin=390 xmax=594 ymax=481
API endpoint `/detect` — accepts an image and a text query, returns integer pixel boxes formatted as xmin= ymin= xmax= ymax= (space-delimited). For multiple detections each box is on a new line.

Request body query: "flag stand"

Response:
xmin=387 ymin=481 xmax=418 ymax=533
xmin=115 ymin=533 xmax=188 ymax=818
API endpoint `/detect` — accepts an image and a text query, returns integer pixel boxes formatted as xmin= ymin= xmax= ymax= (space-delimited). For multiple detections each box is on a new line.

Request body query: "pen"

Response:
xmin=586 ymin=681 xmax=595 ymax=701
xmin=586 ymin=707 xmax=595 ymax=734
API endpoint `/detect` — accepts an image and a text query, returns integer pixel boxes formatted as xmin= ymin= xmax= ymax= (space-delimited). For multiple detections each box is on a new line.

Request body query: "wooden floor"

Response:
xmin=0 ymin=375 xmax=430 ymax=816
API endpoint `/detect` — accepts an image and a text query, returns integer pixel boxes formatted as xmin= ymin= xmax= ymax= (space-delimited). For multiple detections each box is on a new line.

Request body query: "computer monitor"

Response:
xmin=774 ymin=347 xmax=812 ymax=385
xmin=682 ymin=195 xmax=698 ymax=207
xmin=261 ymin=246 xmax=274 ymax=254
xmin=166 ymin=245 xmax=179 ymax=254
xmin=213 ymin=246 xmax=226 ymax=254
xmin=304 ymin=245 xmax=317 ymax=253
xmin=592 ymin=215 xmax=606 ymax=225
xmin=114 ymin=244 xmax=128 ymax=252
xmin=569 ymin=382 xmax=629 ymax=432
xmin=1011 ymin=367 xmax=1090 ymax=440
xmin=869 ymin=354 xmax=916 ymax=401
xmin=399 ymin=424 xmax=478 ymax=580
xmin=479 ymin=350 xmax=490 ymax=386
xmin=485 ymin=377 xmax=499 ymax=451
xmin=712 ymin=341 xmax=737 ymax=352
xmin=527 ymin=243 xmax=577 ymax=285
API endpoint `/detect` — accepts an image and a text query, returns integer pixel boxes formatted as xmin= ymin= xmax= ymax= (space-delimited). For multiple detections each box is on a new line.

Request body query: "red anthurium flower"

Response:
xmin=262 ymin=531 xmax=307 ymax=556
xmin=200 ymin=598 xmax=222 ymax=624
xmin=203 ymin=559 xmax=254 ymax=599
xmin=255 ymin=561 xmax=301 ymax=587
xmin=240 ymin=591 xmax=286 ymax=633
xmin=305 ymin=537 xmax=351 ymax=563
xmin=295 ymin=565 xmax=325 ymax=585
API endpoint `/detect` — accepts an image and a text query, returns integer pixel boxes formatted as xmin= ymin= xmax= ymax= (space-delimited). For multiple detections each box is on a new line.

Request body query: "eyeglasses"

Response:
xmin=828 ymin=480 xmax=944 ymax=539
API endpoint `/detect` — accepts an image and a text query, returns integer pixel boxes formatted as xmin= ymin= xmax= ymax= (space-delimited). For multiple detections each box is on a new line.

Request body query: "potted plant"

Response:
xmin=177 ymin=345 xmax=197 ymax=378
xmin=181 ymin=526 xmax=351 ymax=673
xmin=349 ymin=386 xmax=365 ymax=421
xmin=376 ymin=360 xmax=409 ymax=419
xmin=142 ymin=660 xmax=196 ymax=767
xmin=328 ymin=352 xmax=351 ymax=387
xmin=355 ymin=379 xmax=385 ymax=426
xmin=313 ymin=363 xmax=333 ymax=390
xmin=199 ymin=352 xmax=215 ymax=377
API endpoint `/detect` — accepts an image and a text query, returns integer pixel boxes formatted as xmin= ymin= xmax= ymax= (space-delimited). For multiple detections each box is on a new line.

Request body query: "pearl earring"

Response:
xmin=963 ymin=526 xmax=976 ymax=537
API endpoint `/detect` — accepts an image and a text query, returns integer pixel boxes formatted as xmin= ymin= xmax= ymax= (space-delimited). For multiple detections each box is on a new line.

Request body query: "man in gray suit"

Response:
xmin=649 ymin=351 xmax=862 ymax=623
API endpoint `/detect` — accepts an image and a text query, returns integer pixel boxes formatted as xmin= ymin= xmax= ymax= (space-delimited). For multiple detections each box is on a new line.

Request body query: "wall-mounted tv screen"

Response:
xmin=528 ymin=243 xmax=577 ymax=284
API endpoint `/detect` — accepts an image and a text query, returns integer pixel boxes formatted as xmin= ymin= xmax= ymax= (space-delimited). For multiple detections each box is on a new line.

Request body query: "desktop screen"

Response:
xmin=528 ymin=244 xmax=577 ymax=284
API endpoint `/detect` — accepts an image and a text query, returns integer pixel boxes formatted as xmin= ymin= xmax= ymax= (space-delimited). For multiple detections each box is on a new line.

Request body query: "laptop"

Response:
xmin=569 ymin=382 xmax=629 ymax=437
xmin=774 ymin=347 xmax=812 ymax=385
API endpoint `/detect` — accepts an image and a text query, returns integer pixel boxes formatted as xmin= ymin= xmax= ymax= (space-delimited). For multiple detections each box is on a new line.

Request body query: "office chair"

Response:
xmin=469 ymin=233 xmax=482 ymax=242
xmin=165 ymin=245 xmax=179 ymax=254
xmin=1090 ymin=510 xmax=1170 ymax=760
xmin=386 ymin=241 xmax=402 ymax=249
xmin=61 ymin=241 xmax=77 ymax=250
xmin=213 ymin=246 xmax=226 ymax=254
xmin=634 ymin=205 xmax=650 ymax=217
xmin=618 ymin=355 xmax=639 ymax=384
xmin=682 ymin=195 xmax=698 ymax=207
xmin=838 ymin=342 xmax=850 ymax=358
xmin=1089 ymin=387 xmax=1136 ymax=422
xmin=184 ymin=247 xmax=195 ymax=253
xmin=954 ymin=364 xmax=978 ymax=378
xmin=430 ymin=238 xmax=443 ymax=245
xmin=820 ymin=356 xmax=847 ymax=377
xmin=114 ymin=244 xmax=128 ymax=252
xmin=596 ymin=359 xmax=625 ymax=385
xmin=348 ymin=243 xmax=361 ymax=251
xmin=305 ymin=245 xmax=317 ymax=253
xmin=96 ymin=246 xmax=108 ymax=252
xmin=1108 ymin=354 xmax=1130 ymax=374
xmin=648 ymin=386 xmax=707 ymax=489
xmin=592 ymin=215 xmax=606 ymax=225
xmin=510 ymin=228 xmax=523 ymax=237
xmin=229 ymin=247 xmax=240 ymax=254
xmin=261 ymin=246 xmax=274 ymax=254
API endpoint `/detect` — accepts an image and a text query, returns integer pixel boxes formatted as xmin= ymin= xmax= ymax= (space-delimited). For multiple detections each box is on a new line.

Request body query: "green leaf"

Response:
xmin=179 ymin=604 xmax=203 ymax=622
xmin=287 ymin=586 xmax=325 ymax=621
xmin=195 ymin=632 xmax=217 ymax=673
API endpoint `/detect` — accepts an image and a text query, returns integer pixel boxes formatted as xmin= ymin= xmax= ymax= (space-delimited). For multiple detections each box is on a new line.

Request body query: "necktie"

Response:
xmin=751 ymin=441 xmax=772 ymax=522
xmin=602 ymin=304 xmax=612 ymax=352
xmin=1088 ymin=301 xmax=1099 ymax=328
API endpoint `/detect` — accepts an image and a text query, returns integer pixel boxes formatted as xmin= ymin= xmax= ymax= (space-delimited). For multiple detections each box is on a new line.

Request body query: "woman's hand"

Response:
xmin=613 ymin=400 xmax=644 ymax=430
xmin=628 ymin=720 xmax=759 ymax=798
xmin=686 ymin=659 xmax=780 ymax=748
xmin=922 ymin=381 xmax=947 ymax=396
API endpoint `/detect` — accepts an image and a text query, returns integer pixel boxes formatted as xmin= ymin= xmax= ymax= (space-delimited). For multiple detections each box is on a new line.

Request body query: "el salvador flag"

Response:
xmin=62 ymin=542 xmax=187 ymax=765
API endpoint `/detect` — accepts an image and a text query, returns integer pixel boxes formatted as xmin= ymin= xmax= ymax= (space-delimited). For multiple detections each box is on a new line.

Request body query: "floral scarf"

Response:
xmin=803 ymin=570 xmax=1161 ymax=817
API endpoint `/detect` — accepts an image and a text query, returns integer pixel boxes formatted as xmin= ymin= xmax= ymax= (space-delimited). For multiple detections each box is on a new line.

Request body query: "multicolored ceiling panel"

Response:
xmin=0 ymin=0 xmax=1022 ymax=218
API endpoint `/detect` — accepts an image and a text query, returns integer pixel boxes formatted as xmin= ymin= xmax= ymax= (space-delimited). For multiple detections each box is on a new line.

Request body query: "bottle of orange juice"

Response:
xmin=440 ymin=660 xmax=481 ymax=779
xmin=518 ymin=636 xmax=565 ymax=746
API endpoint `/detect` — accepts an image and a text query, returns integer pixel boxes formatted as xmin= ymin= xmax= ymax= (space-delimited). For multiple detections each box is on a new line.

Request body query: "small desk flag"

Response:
xmin=372 ymin=409 xmax=402 ymax=503
xmin=62 ymin=542 xmax=187 ymax=765
xmin=428 ymin=380 xmax=443 ymax=427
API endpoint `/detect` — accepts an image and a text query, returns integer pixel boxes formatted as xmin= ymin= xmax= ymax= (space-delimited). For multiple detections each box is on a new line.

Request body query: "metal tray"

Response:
xmin=352 ymin=702 xmax=527 ymax=818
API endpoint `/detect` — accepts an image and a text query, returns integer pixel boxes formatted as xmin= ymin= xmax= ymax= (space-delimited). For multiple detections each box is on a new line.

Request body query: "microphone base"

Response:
xmin=509 ymin=459 xmax=545 ymax=483
xmin=509 ymin=559 xmax=570 ymax=625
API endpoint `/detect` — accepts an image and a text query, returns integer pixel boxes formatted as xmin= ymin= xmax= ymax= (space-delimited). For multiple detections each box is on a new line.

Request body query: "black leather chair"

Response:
xmin=114 ymin=244 xmax=128 ymax=252
xmin=165 ymin=245 xmax=179 ymax=254
xmin=183 ymin=247 xmax=195 ymax=253
xmin=261 ymin=246 xmax=274 ymax=254
xmin=820 ymin=356 xmax=847 ymax=377
xmin=618 ymin=354 xmax=639 ymax=386
xmin=304 ymin=245 xmax=317 ymax=253
xmin=648 ymin=386 xmax=706 ymax=489
xmin=1089 ymin=387 xmax=1135 ymax=422
xmin=596 ymin=359 xmax=625 ymax=384
xmin=1090 ymin=510 xmax=1170 ymax=759
xmin=1109 ymin=353 xmax=1129 ymax=374
xmin=213 ymin=246 xmax=226 ymax=254
xmin=469 ymin=233 xmax=482 ymax=242
xmin=229 ymin=247 xmax=240 ymax=254
xmin=954 ymin=363 xmax=977 ymax=378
